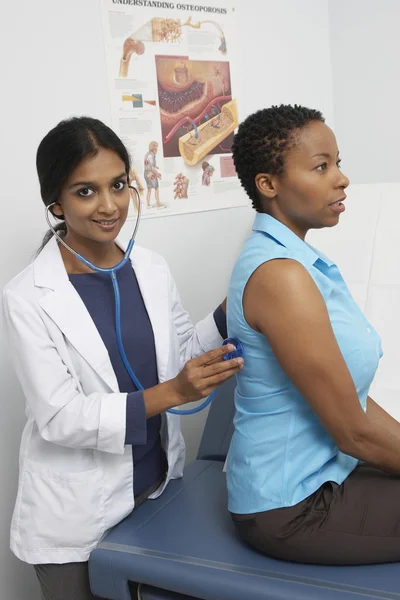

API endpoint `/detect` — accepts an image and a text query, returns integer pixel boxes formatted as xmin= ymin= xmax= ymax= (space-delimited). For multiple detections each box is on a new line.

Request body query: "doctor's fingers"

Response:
xmin=201 ymin=357 xmax=244 ymax=379
xmin=194 ymin=344 xmax=236 ymax=367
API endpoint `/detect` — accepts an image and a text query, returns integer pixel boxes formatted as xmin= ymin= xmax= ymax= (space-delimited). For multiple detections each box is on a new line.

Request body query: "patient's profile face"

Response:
xmin=266 ymin=121 xmax=350 ymax=238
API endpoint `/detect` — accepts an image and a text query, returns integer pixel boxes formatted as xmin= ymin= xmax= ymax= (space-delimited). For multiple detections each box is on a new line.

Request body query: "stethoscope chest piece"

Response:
xmin=222 ymin=337 xmax=244 ymax=360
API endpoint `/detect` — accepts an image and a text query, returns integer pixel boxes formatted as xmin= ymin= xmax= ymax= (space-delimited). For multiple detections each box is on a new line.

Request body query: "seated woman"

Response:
xmin=226 ymin=104 xmax=400 ymax=566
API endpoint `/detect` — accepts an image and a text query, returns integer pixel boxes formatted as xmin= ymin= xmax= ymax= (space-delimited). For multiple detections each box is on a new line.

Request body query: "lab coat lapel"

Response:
xmin=130 ymin=246 xmax=170 ymax=384
xmin=34 ymin=239 xmax=119 ymax=392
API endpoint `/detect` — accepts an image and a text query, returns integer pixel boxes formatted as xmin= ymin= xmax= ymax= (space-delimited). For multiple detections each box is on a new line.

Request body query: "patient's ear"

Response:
xmin=255 ymin=173 xmax=277 ymax=199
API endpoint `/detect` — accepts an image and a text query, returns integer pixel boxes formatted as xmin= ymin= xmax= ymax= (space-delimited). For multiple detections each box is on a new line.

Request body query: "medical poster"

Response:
xmin=101 ymin=0 xmax=246 ymax=219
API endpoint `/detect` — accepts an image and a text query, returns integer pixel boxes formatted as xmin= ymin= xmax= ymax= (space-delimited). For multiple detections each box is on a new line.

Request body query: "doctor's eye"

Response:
xmin=113 ymin=181 xmax=126 ymax=192
xmin=77 ymin=187 xmax=94 ymax=198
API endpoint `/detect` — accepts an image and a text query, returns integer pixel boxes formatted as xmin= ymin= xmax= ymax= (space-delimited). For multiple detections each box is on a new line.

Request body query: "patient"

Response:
xmin=226 ymin=104 xmax=400 ymax=565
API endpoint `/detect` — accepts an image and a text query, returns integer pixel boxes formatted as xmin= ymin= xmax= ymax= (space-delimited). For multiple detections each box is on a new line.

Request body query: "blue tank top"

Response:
xmin=226 ymin=213 xmax=382 ymax=514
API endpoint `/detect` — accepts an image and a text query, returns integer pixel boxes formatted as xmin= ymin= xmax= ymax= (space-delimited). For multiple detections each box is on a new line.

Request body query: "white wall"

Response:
xmin=0 ymin=0 xmax=334 ymax=598
xmin=329 ymin=0 xmax=400 ymax=184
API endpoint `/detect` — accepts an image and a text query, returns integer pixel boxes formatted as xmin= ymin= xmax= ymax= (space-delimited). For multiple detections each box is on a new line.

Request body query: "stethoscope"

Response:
xmin=45 ymin=185 xmax=243 ymax=416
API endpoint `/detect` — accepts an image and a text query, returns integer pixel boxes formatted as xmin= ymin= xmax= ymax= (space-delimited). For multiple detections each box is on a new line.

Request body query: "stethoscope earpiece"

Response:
xmin=45 ymin=185 xmax=141 ymax=273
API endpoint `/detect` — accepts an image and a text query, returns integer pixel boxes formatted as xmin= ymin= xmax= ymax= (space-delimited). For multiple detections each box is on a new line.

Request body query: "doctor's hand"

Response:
xmin=143 ymin=345 xmax=243 ymax=417
xmin=170 ymin=345 xmax=244 ymax=406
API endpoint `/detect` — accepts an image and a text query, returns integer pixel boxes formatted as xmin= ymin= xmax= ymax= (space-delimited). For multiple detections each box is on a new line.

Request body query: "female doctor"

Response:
xmin=2 ymin=116 xmax=243 ymax=600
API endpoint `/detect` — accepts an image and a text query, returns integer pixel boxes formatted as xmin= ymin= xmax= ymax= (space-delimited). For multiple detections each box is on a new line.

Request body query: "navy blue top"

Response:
xmin=70 ymin=261 xmax=166 ymax=498
xmin=70 ymin=261 xmax=227 ymax=499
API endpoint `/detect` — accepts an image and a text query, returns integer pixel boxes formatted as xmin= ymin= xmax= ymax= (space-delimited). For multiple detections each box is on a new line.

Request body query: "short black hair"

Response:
xmin=232 ymin=104 xmax=325 ymax=212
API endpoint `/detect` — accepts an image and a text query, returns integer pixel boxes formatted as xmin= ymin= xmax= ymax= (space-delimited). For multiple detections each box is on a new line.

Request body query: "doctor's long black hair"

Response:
xmin=36 ymin=116 xmax=131 ymax=253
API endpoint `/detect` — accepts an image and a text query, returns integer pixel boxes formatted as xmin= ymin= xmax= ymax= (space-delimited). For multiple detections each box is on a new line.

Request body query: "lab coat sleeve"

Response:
xmin=167 ymin=269 xmax=224 ymax=367
xmin=2 ymin=288 xmax=127 ymax=455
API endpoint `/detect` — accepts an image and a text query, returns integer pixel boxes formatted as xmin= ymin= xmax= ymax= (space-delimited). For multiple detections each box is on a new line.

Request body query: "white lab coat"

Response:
xmin=2 ymin=237 xmax=222 ymax=565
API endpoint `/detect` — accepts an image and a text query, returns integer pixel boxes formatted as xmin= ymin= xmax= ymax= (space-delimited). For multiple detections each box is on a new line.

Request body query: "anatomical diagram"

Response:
xmin=173 ymin=173 xmax=189 ymax=199
xmin=156 ymin=56 xmax=237 ymax=164
xmin=119 ymin=17 xmax=227 ymax=78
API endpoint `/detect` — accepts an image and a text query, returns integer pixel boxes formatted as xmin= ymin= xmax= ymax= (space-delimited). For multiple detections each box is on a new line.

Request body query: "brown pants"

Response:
xmin=231 ymin=464 xmax=400 ymax=565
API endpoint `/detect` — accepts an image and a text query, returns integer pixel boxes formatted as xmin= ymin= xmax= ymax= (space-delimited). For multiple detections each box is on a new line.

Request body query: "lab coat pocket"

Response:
xmin=19 ymin=460 xmax=105 ymax=550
